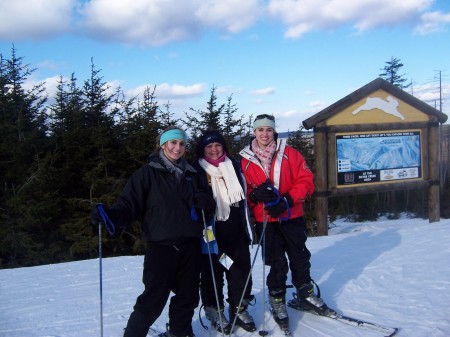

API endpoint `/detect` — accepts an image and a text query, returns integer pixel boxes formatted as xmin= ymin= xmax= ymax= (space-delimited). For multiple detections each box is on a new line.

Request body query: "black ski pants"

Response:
xmin=124 ymin=238 xmax=201 ymax=337
xmin=255 ymin=217 xmax=311 ymax=297
xmin=200 ymin=207 xmax=253 ymax=308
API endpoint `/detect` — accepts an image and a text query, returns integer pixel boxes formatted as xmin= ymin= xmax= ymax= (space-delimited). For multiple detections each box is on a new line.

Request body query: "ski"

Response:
xmin=287 ymin=299 xmax=399 ymax=337
xmin=278 ymin=325 xmax=293 ymax=336
xmin=260 ymin=322 xmax=292 ymax=336
xmin=282 ymin=329 xmax=293 ymax=336
xmin=271 ymin=319 xmax=292 ymax=336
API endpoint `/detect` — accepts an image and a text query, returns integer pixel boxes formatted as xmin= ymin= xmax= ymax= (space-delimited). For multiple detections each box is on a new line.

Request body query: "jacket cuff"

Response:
xmin=283 ymin=193 xmax=294 ymax=207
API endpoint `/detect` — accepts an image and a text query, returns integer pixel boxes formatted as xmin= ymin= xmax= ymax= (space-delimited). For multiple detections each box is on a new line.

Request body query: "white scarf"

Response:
xmin=199 ymin=157 xmax=245 ymax=221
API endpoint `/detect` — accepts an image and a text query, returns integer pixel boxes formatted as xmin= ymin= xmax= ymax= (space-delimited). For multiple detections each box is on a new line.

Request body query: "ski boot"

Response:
xmin=268 ymin=294 xmax=289 ymax=330
xmin=204 ymin=306 xmax=232 ymax=335
xmin=229 ymin=303 xmax=256 ymax=332
xmin=289 ymin=281 xmax=329 ymax=315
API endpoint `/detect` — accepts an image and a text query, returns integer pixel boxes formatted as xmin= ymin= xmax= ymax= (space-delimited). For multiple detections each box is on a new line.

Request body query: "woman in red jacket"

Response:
xmin=240 ymin=114 xmax=328 ymax=331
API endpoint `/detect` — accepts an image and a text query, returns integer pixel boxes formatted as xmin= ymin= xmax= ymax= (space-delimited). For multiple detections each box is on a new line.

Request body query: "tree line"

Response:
xmin=0 ymin=46 xmax=260 ymax=268
xmin=0 ymin=48 xmax=447 ymax=268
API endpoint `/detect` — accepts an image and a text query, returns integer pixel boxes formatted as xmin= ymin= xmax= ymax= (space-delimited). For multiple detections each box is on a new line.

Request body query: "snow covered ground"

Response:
xmin=1 ymin=215 xmax=450 ymax=337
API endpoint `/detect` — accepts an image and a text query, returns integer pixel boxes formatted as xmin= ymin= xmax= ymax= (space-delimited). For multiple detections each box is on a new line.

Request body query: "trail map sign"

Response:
xmin=336 ymin=130 xmax=422 ymax=186
xmin=301 ymin=78 xmax=448 ymax=234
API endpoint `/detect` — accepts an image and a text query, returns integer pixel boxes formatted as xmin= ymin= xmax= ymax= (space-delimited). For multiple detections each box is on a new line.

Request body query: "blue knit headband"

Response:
xmin=159 ymin=129 xmax=187 ymax=146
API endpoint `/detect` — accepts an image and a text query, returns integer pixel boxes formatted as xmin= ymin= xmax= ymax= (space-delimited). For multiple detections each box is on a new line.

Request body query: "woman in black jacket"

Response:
xmin=91 ymin=126 xmax=215 ymax=337
xmin=192 ymin=130 xmax=256 ymax=334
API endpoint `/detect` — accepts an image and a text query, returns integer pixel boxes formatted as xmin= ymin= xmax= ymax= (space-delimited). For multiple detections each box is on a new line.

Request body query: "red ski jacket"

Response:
xmin=240 ymin=139 xmax=314 ymax=222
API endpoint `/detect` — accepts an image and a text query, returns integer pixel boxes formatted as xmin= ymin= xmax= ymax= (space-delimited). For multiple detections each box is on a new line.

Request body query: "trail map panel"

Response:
xmin=336 ymin=130 xmax=422 ymax=186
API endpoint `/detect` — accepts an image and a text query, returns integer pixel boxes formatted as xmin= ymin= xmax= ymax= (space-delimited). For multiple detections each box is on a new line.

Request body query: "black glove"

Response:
xmin=265 ymin=194 xmax=293 ymax=218
xmin=90 ymin=204 xmax=123 ymax=237
xmin=249 ymin=181 xmax=278 ymax=203
xmin=194 ymin=192 xmax=216 ymax=214
xmin=90 ymin=204 xmax=107 ymax=225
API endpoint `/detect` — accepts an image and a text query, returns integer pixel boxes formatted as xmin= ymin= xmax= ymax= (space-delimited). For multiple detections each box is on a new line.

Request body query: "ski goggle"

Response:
xmin=254 ymin=114 xmax=275 ymax=121
xmin=253 ymin=114 xmax=276 ymax=130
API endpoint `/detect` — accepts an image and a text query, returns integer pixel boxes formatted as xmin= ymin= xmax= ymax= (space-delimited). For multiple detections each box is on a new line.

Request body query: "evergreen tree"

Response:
xmin=184 ymin=85 xmax=223 ymax=141
xmin=45 ymin=73 xmax=94 ymax=263
xmin=222 ymin=94 xmax=249 ymax=157
xmin=379 ymin=56 xmax=411 ymax=89
xmin=0 ymin=46 xmax=51 ymax=267
xmin=287 ymin=124 xmax=316 ymax=233
xmin=47 ymin=60 xmax=124 ymax=262
xmin=121 ymin=85 xmax=161 ymax=168
xmin=287 ymin=124 xmax=315 ymax=170
xmin=0 ymin=46 xmax=48 ymax=193
xmin=159 ymin=101 xmax=177 ymax=130
xmin=0 ymin=49 xmax=182 ymax=266
xmin=183 ymin=86 xmax=249 ymax=159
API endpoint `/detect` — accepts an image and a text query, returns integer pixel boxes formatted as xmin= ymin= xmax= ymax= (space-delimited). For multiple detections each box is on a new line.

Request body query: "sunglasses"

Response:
xmin=254 ymin=114 xmax=275 ymax=121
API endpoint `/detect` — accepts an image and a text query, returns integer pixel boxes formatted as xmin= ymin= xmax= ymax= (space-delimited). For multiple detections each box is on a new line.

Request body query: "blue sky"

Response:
xmin=1 ymin=0 xmax=449 ymax=131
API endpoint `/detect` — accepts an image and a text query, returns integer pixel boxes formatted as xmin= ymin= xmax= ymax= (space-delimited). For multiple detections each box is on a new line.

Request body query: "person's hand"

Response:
xmin=265 ymin=194 xmax=293 ymax=218
xmin=249 ymin=181 xmax=278 ymax=203
xmin=194 ymin=192 xmax=216 ymax=214
xmin=90 ymin=204 xmax=121 ymax=237
xmin=265 ymin=201 xmax=286 ymax=218
xmin=90 ymin=204 xmax=106 ymax=225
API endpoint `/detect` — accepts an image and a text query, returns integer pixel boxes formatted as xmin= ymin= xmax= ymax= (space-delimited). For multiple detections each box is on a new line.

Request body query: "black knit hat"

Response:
xmin=196 ymin=130 xmax=229 ymax=158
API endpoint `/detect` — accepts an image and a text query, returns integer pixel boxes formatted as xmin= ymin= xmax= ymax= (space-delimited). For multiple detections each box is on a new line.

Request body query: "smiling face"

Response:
xmin=254 ymin=126 xmax=275 ymax=148
xmin=161 ymin=139 xmax=186 ymax=162
xmin=203 ymin=142 xmax=224 ymax=161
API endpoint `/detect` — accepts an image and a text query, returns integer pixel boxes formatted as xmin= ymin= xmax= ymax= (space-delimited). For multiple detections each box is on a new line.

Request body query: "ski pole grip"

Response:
xmin=96 ymin=204 xmax=116 ymax=236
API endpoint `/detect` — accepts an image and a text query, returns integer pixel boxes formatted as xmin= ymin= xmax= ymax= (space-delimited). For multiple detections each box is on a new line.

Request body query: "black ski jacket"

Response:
xmin=192 ymin=157 xmax=254 ymax=244
xmin=110 ymin=153 xmax=203 ymax=245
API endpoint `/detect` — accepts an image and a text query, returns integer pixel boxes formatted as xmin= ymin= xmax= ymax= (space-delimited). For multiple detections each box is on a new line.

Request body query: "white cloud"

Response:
xmin=42 ymin=76 xmax=63 ymax=99
xmin=127 ymin=82 xmax=205 ymax=100
xmin=251 ymin=87 xmax=276 ymax=95
xmin=415 ymin=11 xmax=450 ymax=34
xmin=0 ymin=0 xmax=75 ymax=40
xmin=251 ymin=99 xmax=329 ymax=132
xmin=195 ymin=0 xmax=261 ymax=33
xmin=24 ymin=75 xmax=125 ymax=108
xmin=25 ymin=75 xmax=205 ymax=110
xmin=79 ymin=0 xmax=260 ymax=46
xmin=23 ymin=75 xmax=58 ymax=96
xmin=268 ymin=0 xmax=437 ymax=38
xmin=79 ymin=0 xmax=199 ymax=46
xmin=267 ymin=109 xmax=311 ymax=132
xmin=414 ymin=82 xmax=450 ymax=112
xmin=156 ymin=82 xmax=205 ymax=98
xmin=0 ymin=0 xmax=448 ymax=45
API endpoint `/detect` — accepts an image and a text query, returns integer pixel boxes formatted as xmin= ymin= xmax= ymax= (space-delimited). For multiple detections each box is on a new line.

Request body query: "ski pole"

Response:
xmin=201 ymin=210 xmax=225 ymax=337
xmin=230 ymin=212 xmax=269 ymax=336
xmin=98 ymin=220 xmax=104 ymax=337
xmin=258 ymin=212 xmax=268 ymax=336
xmin=95 ymin=203 xmax=116 ymax=337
